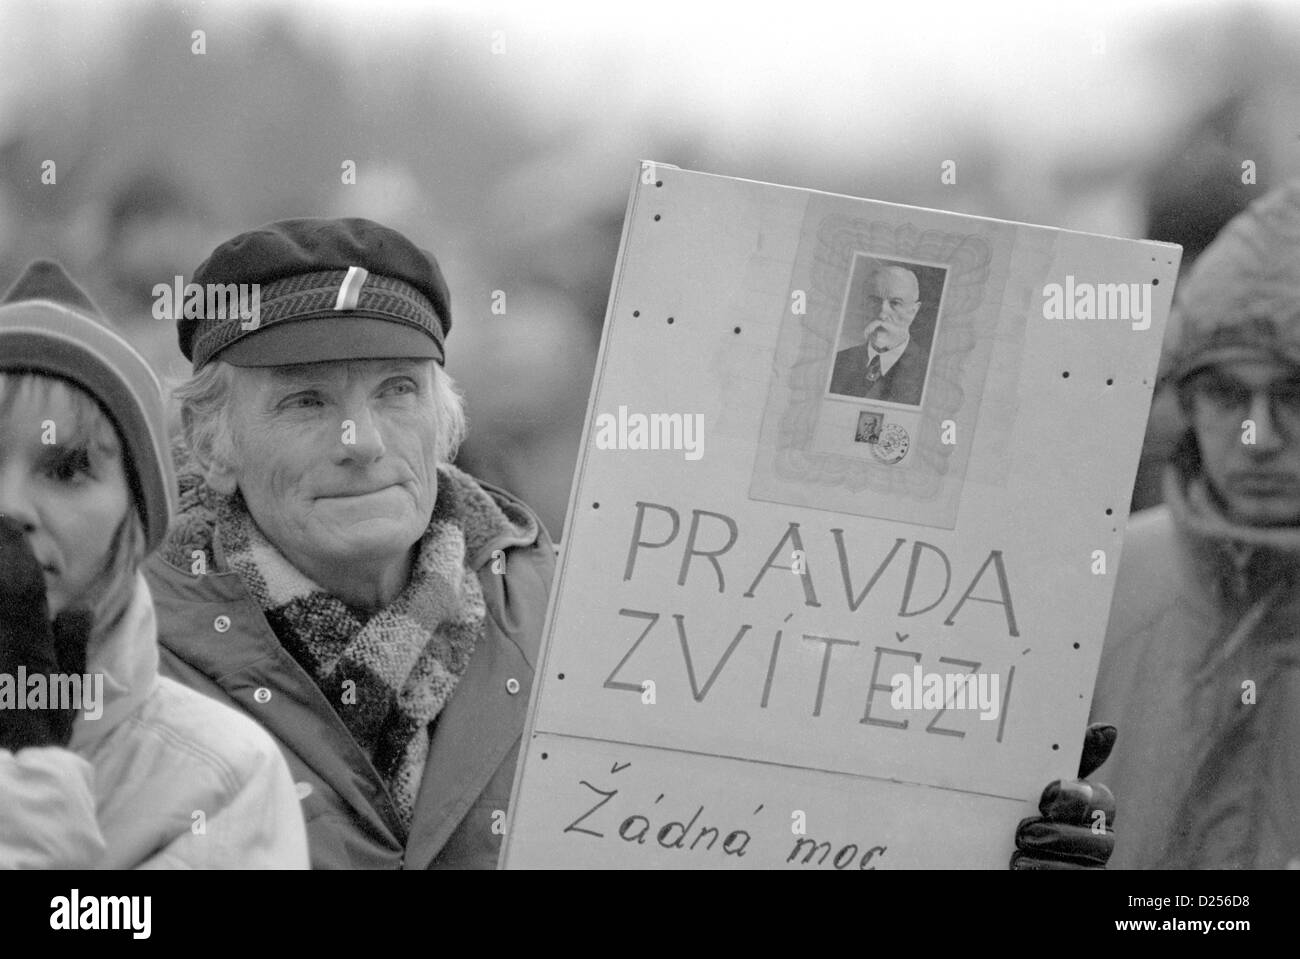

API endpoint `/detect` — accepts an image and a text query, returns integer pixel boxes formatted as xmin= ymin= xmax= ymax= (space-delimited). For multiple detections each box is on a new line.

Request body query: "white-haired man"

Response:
xmin=829 ymin=264 xmax=929 ymax=405
xmin=145 ymin=218 xmax=555 ymax=869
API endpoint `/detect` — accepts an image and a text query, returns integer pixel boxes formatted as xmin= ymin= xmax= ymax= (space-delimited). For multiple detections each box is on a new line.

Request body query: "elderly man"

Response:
xmin=1014 ymin=181 xmax=1300 ymax=870
xmin=829 ymin=264 xmax=929 ymax=405
xmin=143 ymin=219 xmax=555 ymax=869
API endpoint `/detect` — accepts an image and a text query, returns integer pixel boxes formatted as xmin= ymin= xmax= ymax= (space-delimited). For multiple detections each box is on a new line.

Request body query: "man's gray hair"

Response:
xmin=172 ymin=359 xmax=468 ymax=472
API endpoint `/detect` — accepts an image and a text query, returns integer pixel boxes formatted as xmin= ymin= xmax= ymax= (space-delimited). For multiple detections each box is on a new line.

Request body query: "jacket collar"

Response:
xmin=69 ymin=572 xmax=159 ymax=753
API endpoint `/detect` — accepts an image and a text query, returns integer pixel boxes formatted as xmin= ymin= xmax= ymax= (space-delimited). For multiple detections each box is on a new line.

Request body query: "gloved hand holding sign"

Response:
xmin=1010 ymin=722 xmax=1117 ymax=869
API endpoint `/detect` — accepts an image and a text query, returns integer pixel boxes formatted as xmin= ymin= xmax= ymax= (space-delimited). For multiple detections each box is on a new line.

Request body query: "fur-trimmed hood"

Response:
xmin=1159 ymin=180 xmax=1300 ymax=386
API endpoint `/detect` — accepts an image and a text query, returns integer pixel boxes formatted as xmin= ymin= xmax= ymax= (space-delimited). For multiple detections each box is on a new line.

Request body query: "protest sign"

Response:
xmin=500 ymin=162 xmax=1180 ymax=868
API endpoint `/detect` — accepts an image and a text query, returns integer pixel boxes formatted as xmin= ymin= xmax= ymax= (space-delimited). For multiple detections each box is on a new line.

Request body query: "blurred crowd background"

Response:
xmin=3 ymin=0 xmax=1300 ymax=537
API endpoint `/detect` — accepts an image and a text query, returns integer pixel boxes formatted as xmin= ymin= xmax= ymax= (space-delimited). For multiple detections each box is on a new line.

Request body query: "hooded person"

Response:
xmin=1015 ymin=181 xmax=1300 ymax=870
xmin=145 ymin=218 xmax=556 ymax=869
xmin=0 ymin=260 xmax=309 ymax=869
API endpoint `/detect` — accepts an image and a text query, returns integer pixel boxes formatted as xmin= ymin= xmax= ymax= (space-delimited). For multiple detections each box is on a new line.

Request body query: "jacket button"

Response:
xmin=253 ymin=687 xmax=272 ymax=704
xmin=506 ymin=678 xmax=521 ymax=695
xmin=214 ymin=615 xmax=231 ymax=633
xmin=295 ymin=781 xmax=313 ymax=800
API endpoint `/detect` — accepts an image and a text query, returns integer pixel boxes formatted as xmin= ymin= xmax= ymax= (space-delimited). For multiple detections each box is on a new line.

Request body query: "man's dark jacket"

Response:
xmin=829 ymin=341 xmax=927 ymax=404
xmin=144 ymin=442 xmax=555 ymax=869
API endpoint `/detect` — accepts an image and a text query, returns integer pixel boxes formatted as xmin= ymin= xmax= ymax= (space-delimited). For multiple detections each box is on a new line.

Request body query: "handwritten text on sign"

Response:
xmin=504 ymin=732 xmax=1027 ymax=869
xmin=606 ymin=499 xmax=1019 ymax=738
xmin=564 ymin=759 xmax=888 ymax=869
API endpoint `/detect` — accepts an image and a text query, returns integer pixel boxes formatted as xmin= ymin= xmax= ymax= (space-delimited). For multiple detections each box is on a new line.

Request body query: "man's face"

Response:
xmin=864 ymin=268 xmax=921 ymax=352
xmin=222 ymin=358 xmax=441 ymax=576
xmin=0 ymin=378 xmax=131 ymax=616
xmin=1187 ymin=358 xmax=1300 ymax=526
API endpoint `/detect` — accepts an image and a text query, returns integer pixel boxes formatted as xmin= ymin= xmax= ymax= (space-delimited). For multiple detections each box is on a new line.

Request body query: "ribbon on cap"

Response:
xmin=188 ymin=267 xmax=445 ymax=369
xmin=334 ymin=266 xmax=369 ymax=311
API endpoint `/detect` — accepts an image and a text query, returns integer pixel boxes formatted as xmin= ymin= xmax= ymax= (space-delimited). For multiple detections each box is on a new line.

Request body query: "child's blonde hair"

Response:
xmin=0 ymin=371 xmax=147 ymax=639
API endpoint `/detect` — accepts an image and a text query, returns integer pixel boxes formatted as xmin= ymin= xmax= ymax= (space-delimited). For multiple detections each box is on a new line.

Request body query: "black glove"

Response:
xmin=0 ymin=516 xmax=94 ymax=752
xmin=1010 ymin=722 xmax=1117 ymax=869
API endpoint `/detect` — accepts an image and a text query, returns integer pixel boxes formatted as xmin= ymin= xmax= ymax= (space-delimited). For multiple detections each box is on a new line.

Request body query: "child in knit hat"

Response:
xmin=0 ymin=260 xmax=309 ymax=868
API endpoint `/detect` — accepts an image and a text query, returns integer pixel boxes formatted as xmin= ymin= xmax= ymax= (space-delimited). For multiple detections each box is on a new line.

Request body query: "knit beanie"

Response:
xmin=0 ymin=260 xmax=177 ymax=553
xmin=1160 ymin=180 xmax=1300 ymax=387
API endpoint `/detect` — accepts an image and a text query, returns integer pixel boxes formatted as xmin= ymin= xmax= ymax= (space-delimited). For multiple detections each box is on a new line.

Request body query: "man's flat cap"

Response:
xmin=179 ymin=217 xmax=452 ymax=370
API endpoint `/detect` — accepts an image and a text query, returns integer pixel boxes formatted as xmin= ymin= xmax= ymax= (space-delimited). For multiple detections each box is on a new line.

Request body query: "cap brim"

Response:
xmin=214 ymin=315 xmax=443 ymax=367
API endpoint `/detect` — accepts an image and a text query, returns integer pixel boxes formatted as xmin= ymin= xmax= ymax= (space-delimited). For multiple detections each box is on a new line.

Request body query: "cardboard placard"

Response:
xmin=500 ymin=162 xmax=1180 ymax=869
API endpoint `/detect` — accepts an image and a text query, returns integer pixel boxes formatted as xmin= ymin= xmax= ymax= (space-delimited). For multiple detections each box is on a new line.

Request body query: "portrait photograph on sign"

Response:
xmin=826 ymin=254 xmax=947 ymax=410
xmin=748 ymin=196 xmax=1029 ymax=530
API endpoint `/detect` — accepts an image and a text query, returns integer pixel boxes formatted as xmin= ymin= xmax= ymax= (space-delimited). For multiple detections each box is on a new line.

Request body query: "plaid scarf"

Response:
xmin=214 ymin=488 xmax=486 ymax=836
